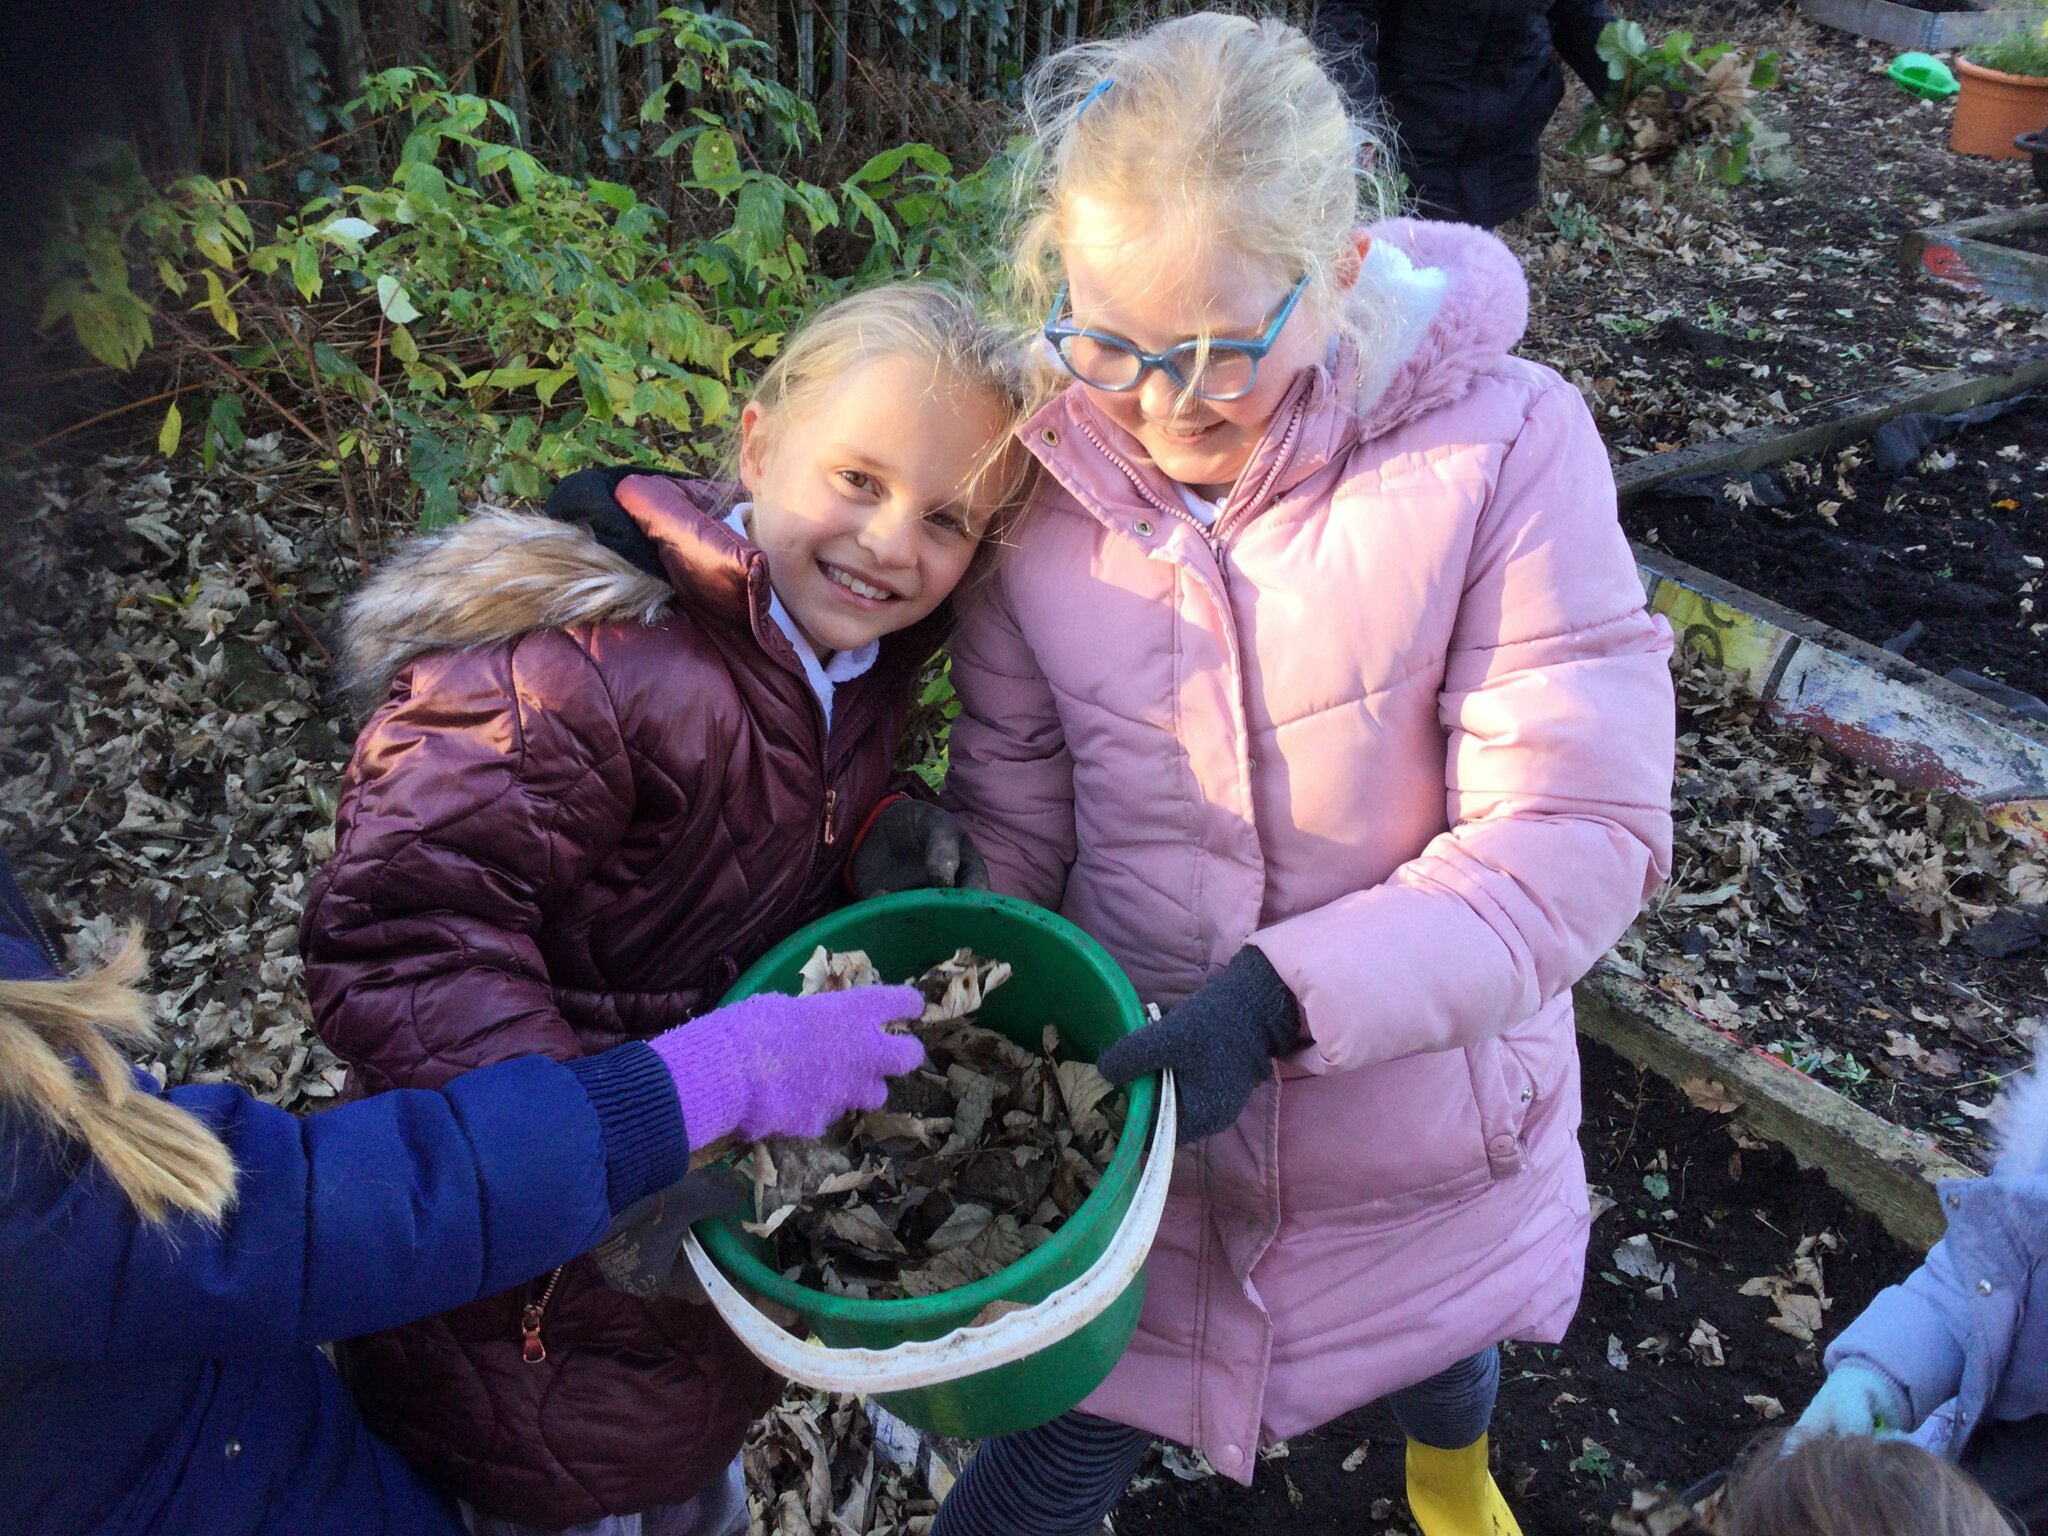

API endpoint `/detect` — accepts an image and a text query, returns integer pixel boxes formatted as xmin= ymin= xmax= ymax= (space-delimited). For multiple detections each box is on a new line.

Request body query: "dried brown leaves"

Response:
xmin=748 ymin=947 xmax=1125 ymax=1301
xmin=743 ymin=1393 xmax=932 ymax=1536
xmin=1618 ymin=651 xmax=2047 ymax=1163
xmin=0 ymin=448 xmax=353 ymax=1109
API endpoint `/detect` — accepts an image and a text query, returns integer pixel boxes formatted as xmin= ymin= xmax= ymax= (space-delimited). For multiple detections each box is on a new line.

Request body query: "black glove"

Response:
xmin=1096 ymin=946 xmax=1303 ymax=1143
xmin=849 ymin=798 xmax=992 ymax=898
xmin=545 ymin=465 xmax=670 ymax=579
xmin=589 ymin=1170 xmax=746 ymax=1301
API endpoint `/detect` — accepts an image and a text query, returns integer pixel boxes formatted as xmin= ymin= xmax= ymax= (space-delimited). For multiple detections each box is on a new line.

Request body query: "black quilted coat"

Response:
xmin=1315 ymin=0 xmax=1615 ymax=228
xmin=301 ymin=474 xmax=943 ymax=1524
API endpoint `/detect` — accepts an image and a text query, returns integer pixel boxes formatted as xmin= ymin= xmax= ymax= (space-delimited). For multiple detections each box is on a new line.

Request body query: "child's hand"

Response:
xmin=648 ymin=987 xmax=927 ymax=1146
xmin=849 ymin=799 xmax=992 ymax=898
xmin=590 ymin=1172 xmax=746 ymax=1300
xmin=1096 ymin=947 xmax=1303 ymax=1142
xmin=1791 ymin=1362 xmax=1913 ymax=1444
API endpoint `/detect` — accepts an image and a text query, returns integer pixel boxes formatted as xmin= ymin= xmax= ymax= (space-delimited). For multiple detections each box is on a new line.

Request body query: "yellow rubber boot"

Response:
xmin=1404 ymin=1434 xmax=1524 ymax=1536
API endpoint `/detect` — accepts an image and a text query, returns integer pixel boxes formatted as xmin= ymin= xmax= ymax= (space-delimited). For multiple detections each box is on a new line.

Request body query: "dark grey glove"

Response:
xmin=849 ymin=798 xmax=992 ymax=898
xmin=545 ymin=465 xmax=670 ymax=579
xmin=1096 ymin=946 xmax=1303 ymax=1142
xmin=590 ymin=1170 xmax=746 ymax=1301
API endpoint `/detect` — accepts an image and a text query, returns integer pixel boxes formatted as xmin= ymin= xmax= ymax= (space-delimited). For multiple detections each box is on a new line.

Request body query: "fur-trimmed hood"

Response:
xmin=1349 ymin=217 xmax=1529 ymax=443
xmin=1993 ymin=1033 xmax=2048 ymax=1178
xmin=340 ymin=508 xmax=674 ymax=710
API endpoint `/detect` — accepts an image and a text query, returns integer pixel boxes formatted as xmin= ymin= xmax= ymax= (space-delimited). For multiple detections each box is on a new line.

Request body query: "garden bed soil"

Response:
xmin=1507 ymin=7 xmax=2043 ymax=459
xmin=1624 ymin=394 xmax=2048 ymax=700
xmin=1112 ymin=1038 xmax=1918 ymax=1535
xmin=1630 ymin=658 xmax=2047 ymax=1170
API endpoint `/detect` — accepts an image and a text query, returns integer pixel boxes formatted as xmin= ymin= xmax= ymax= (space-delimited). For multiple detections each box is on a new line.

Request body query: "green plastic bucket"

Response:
xmin=684 ymin=888 xmax=1173 ymax=1439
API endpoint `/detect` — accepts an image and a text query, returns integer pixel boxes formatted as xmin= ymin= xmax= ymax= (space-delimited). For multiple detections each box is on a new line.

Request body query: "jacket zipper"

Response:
xmin=0 ymin=861 xmax=63 ymax=976
xmin=520 ymin=1266 xmax=564 ymax=1364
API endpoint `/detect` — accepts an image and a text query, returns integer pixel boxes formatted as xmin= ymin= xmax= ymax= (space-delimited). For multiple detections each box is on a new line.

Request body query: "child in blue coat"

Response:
xmin=0 ymin=851 xmax=924 ymax=1536
xmin=1795 ymin=1037 xmax=2048 ymax=1531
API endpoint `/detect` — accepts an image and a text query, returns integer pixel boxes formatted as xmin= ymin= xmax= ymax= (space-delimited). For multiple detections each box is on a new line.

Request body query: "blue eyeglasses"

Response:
xmin=1042 ymin=275 xmax=1309 ymax=403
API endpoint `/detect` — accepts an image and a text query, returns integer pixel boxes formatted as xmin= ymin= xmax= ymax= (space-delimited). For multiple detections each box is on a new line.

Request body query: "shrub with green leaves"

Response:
xmin=1570 ymin=22 xmax=1787 ymax=188
xmin=1968 ymin=23 xmax=2048 ymax=79
xmin=37 ymin=11 xmax=1012 ymax=532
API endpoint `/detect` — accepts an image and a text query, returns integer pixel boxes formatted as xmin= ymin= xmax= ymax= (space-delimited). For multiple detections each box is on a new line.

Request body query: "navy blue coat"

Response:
xmin=0 ymin=855 xmax=689 ymax=1536
xmin=1314 ymin=0 xmax=1616 ymax=228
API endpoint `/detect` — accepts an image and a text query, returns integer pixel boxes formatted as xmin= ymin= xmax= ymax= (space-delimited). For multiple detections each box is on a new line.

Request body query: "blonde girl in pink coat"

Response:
xmin=900 ymin=14 xmax=1675 ymax=1535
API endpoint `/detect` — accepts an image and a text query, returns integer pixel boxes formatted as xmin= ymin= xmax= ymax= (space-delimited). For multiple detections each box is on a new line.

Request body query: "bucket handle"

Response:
xmin=680 ymin=1071 xmax=1178 ymax=1396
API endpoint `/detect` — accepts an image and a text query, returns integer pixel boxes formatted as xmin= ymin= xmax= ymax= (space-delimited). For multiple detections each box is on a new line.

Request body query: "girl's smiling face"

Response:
xmin=738 ymin=351 xmax=1011 ymax=658
xmin=1058 ymin=196 xmax=1345 ymax=500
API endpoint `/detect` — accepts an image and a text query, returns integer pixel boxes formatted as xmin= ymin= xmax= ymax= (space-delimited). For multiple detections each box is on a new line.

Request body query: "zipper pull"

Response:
xmin=822 ymin=788 xmax=838 ymax=846
xmin=521 ymin=1266 xmax=564 ymax=1365
xmin=520 ymin=1304 xmax=547 ymax=1364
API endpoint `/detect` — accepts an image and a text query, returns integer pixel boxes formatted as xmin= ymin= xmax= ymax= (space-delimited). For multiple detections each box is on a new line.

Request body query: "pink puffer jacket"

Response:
xmin=943 ymin=219 xmax=1675 ymax=1481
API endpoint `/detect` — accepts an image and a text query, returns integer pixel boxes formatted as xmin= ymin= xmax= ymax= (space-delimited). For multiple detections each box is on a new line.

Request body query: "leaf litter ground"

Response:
xmin=1112 ymin=1040 xmax=1915 ymax=1535
xmin=744 ymin=947 xmax=1124 ymax=1304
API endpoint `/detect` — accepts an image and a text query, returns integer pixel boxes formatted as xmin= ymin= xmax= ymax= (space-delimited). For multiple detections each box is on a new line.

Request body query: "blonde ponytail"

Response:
xmin=0 ymin=930 xmax=237 ymax=1225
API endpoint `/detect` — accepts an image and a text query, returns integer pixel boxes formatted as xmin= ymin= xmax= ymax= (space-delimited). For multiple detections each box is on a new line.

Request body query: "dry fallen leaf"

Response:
xmin=1680 ymin=1077 xmax=1743 ymax=1115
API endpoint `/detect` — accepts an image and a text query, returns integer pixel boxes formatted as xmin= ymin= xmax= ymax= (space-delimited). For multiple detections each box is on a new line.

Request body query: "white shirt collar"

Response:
xmin=724 ymin=503 xmax=879 ymax=728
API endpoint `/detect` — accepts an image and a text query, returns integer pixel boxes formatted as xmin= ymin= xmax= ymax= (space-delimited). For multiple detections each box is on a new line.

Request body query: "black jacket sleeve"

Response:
xmin=1549 ymin=0 xmax=1618 ymax=102
xmin=1311 ymin=0 xmax=1390 ymax=107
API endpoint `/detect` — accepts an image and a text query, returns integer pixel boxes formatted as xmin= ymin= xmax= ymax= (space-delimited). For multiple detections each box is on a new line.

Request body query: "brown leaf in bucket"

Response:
xmin=748 ymin=946 xmax=1127 ymax=1300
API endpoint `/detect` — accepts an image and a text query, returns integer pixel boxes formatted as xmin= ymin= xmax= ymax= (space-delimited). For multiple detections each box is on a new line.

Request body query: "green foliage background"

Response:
xmin=39 ymin=11 xmax=1017 ymax=532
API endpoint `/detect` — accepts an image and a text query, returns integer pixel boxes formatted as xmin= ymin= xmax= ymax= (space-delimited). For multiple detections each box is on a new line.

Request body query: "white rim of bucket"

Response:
xmin=681 ymin=1070 xmax=1178 ymax=1395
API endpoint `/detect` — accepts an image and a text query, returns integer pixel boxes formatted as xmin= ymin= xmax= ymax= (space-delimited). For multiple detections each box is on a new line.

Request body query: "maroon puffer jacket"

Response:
xmin=301 ymin=476 xmax=944 ymax=1525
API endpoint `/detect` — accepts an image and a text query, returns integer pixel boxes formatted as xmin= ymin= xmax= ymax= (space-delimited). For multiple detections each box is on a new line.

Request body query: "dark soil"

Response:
xmin=1987 ymin=222 xmax=2048 ymax=255
xmin=1648 ymin=664 xmax=2048 ymax=1170
xmin=1112 ymin=1040 xmax=1916 ymax=1535
xmin=1626 ymin=394 xmax=2048 ymax=699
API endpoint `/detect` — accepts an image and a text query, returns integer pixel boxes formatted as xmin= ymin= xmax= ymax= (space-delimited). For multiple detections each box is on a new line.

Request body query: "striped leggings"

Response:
xmin=931 ymin=1345 xmax=1501 ymax=1536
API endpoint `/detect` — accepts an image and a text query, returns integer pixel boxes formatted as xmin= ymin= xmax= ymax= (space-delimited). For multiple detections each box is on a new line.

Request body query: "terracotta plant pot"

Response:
xmin=1952 ymin=58 xmax=2048 ymax=160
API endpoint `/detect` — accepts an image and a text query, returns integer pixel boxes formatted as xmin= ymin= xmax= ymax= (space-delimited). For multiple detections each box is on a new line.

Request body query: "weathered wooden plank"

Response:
xmin=1903 ymin=210 xmax=2048 ymax=310
xmin=1613 ymin=348 xmax=2048 ymax=506
xmin=1796 ymin=0 xmax=2037 ymax=48
xmin=1575 ymin=968 xmax=1977 ymax=1251
xmin=1635 ymin=543 xmax=2048 ymax=830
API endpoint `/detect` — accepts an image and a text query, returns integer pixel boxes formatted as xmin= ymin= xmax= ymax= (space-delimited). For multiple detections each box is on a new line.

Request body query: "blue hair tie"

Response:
xmin=1075 ymin=78 xmax=1114 ymax=120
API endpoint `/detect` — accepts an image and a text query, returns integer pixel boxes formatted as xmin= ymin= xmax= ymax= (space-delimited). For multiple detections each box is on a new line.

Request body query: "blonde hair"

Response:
xmin=1723 ymin=1434 xmax=2017 ymax=1536
xmin=0 ymin=931 xmax=237 ymax=1226
xmin=744 ymin=282 xmax=1045 ymax=539
xmin=1013 ymin=12 xmax=1404 ymax=355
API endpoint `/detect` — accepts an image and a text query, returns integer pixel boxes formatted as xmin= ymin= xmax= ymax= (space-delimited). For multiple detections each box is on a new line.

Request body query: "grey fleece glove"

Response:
xmin=591 ymin=1171 xmax=746 ymax=1301
xmin=850 ymin=798 xmax=992 ymax=898
xmin=1096 ymin=946 xmax=1303 ymax=1142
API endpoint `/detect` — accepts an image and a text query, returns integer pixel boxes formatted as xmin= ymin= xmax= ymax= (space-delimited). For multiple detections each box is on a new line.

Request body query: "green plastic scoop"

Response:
xmin=1888 ymin=51 xmax=1960 ymax=100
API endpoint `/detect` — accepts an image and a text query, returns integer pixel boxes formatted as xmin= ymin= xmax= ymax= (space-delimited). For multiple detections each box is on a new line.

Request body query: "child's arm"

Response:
xmin=1548 ymin=0 xmax=1619 ymax=104
xmin=1822 ymin=1234 xmax=1975 ymax=1432
xmin=1 ymin=1051 xmax=650 ymax=1367
xmin=3 ymin=988 xmax=925 ymax=1368
xmin=943 ymin=572 xmax=1078 ymax=909
xmin=1253 ymin=379 xmax=1675 ymax=1071
xmin=302 ymin=633 xmax=636 ymax=1092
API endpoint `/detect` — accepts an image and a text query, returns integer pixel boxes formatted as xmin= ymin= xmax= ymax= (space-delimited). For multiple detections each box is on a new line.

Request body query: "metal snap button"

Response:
xmin=225 ymin=1440 xmax=242 ymax=1459
xmin=1133 ymin=519 xmax=1153 ymax=537
xmin=1521 ymin=1086 xmax=1535 ymax=1102
xmin=1978 ymin=1279 xmax=1995 ymax=1296
xmin=1040 ymin=428 xmax=1059 ymax=446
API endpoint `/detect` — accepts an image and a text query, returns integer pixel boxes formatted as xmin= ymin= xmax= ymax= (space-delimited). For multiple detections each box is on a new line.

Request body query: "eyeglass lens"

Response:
xmin=1054 ymin=335 xmax=1258 ymax=400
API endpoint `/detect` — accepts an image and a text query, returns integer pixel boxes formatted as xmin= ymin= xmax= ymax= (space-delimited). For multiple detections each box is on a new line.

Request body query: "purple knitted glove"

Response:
xmin=649 ymin=986 xmax=927 ymax=1146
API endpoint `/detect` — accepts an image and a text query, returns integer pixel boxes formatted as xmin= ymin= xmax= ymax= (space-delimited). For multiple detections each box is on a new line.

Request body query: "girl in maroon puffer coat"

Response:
xmin=300 ymin=284 xmax=1035 ymax=1536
